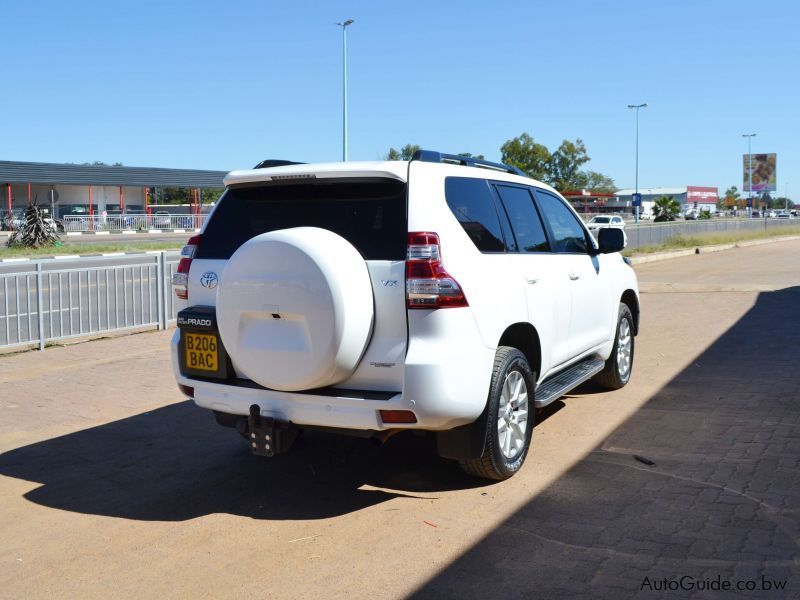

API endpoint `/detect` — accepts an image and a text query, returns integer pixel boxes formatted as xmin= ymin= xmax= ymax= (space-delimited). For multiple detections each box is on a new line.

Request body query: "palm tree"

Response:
xmin=653 ymin=195 xmax=681 ymax=222
xmin=6 ymin=201 xmax=60 ymax=249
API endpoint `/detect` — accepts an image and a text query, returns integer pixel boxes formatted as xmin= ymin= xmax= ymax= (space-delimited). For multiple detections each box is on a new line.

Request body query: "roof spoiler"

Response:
xmin=410 ymin=150 xmax=527 ymax=177
xmin=253 ymin=160 xmax=306 ymax=169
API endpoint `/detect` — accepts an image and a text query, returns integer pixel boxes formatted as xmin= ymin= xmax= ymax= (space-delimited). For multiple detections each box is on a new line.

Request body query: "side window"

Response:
xmin=494 ymin=185 xmax=550 ymax=253
xmin=534 ymin=190 xmax=591 ymax=254
xmin=444 ymin=177 xmax=506 ymax=252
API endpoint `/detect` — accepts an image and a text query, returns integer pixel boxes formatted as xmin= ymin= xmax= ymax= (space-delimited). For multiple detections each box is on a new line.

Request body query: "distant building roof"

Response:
xmin=615 ymin=187 xmax=687 ymax=196
xmin=561 ymin=189 xmax=616 ymax=198
xmin=0 ymin=160 xmax=227 ymax=188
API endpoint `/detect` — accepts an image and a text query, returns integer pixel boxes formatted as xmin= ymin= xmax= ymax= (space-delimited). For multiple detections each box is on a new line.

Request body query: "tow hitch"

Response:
xmin=247 ymin=404 xmax=299 ymax=457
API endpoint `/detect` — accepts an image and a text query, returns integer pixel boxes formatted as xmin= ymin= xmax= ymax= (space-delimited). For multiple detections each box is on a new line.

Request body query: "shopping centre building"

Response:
xmin=0 ymin=160 xmax=226 ymax=220
xmin=614 ymin=186 xmax=719 ymax=216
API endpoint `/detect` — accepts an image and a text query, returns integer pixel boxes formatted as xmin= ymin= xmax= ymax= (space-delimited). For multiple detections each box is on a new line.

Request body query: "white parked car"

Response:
xmin=586 ymin=215 xmax=626 ymax=232
xmin=154 ymin=211 xmax=172 ymax=228
xmin=171 ymin=151 xmax=640 ymax=480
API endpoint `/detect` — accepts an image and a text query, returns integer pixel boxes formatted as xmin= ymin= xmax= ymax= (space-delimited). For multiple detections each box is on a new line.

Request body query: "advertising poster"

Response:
xmin=743 ymin=153 xmax=777 ymax=192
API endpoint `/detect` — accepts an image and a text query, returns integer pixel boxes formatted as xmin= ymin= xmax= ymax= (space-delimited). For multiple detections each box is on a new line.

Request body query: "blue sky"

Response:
xmin=2 ymin=0 xmax=798 ymax=196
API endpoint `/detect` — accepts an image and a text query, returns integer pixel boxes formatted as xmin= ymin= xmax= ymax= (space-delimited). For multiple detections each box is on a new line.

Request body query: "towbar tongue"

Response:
xmin=247 ymin=404 xmax=298 ymax=457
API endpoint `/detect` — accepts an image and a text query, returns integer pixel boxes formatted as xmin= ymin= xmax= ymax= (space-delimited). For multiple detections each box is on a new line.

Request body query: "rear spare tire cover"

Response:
xmin=216 ymin=227 xmax=375 ymax=391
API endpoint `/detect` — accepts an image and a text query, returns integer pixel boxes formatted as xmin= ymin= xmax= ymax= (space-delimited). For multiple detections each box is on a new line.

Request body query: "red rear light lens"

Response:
xmin=173 ymin=235 xmax=202 ymax=300
xmin=379 ymin=410 xmax=417 ymax=424
xmin=406 ymin=232 xmax=468 ymax=309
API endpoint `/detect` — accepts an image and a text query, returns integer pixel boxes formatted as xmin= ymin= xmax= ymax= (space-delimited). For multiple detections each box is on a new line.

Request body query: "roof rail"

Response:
xmin=253 ymin=159 xmax=306 ymax=169
xmin=410 ymin=150 xmax=527 ymax=177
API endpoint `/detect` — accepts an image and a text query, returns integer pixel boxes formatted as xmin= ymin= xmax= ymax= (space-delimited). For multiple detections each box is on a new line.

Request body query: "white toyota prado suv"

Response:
xmin=171 ymin=151 xmax=640 ymax=480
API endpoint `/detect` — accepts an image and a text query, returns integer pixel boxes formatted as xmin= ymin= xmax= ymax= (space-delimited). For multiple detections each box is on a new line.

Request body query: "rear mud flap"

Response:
xmin=247 ymin=404 xmax=299 ymax=457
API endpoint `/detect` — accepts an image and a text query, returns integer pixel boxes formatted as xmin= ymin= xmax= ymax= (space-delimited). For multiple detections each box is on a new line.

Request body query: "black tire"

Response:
xmin=460 ymin=347 xmax=536 ymax=481
xmin=594 ymin=303 xmax=635 ymax=390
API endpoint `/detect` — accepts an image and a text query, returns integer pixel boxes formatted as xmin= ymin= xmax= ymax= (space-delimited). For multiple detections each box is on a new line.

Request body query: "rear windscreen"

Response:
xmin=197 ymin=178 xmax=407 ymax=260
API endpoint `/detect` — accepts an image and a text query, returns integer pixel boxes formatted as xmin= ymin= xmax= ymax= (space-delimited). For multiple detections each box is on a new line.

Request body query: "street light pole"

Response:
xmin=336 ymin=19 xmax=354 ymax=161
xmin=627 ymin=103 xmax=647 ymax=224
xmin=785 ymin=182 xmax=789 ymax=212
xmin=742 ymin=133 xmax=756 ymax=216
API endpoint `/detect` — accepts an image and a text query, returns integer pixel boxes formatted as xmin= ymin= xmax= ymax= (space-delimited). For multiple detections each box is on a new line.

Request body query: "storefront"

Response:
xmin=0 ymin=160 xmax=226 ymax=223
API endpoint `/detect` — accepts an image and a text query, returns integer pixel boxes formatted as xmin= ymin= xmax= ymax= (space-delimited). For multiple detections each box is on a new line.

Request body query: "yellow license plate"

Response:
xmin=185 ymin=333 xmax=219 ymax=371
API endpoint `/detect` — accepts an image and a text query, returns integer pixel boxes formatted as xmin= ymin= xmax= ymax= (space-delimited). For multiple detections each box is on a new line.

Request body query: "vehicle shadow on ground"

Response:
xmin=413 ymin=285 xmax=800 ymax=597
xmin=0 ymin=402 xmax=494 ymax=521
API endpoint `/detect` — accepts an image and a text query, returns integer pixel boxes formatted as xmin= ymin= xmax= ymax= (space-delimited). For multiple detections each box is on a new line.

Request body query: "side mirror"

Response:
xmin=597 ymin=227 xmax=626 ymax=254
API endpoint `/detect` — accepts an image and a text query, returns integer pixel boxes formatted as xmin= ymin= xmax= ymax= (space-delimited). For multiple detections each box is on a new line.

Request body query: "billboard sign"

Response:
xmin=743 ymin=153 xmax=776 ymax=192
xmin=686 ymin=186 xmax=718 ymax=206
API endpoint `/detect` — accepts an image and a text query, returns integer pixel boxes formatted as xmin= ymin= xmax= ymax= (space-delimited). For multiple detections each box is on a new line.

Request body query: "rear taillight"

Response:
xmin=172 ymin=234 xmax=201 ymax=300
xmin=406 ymin=232 xmax=468 ymax=309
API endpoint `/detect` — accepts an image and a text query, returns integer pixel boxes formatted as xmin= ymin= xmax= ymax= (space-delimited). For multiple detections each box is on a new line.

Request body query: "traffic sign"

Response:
xmin=632 ymin=193 xmax=642 ymax=207
xmin=746 ymin=198 xmax=753 ymax=207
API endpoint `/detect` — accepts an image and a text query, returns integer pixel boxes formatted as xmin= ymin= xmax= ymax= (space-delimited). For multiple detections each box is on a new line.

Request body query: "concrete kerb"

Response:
xmin=628 ymin=235 xmax=800 ymax=265
xmin=1 ymin=249 xmax=180 ymax=262
xmin=60 ymin=229 xmax=200 ymax=236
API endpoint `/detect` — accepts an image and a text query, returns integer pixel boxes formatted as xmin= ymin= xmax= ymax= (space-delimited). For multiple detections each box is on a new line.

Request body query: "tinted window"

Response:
xmin=445 ymin=177 xmax=505 ymax=252
xmin=198 ymin=179 xmax=407 ymax=260
xmin=534 ymin=190 xmax=591 ymax=253
xmin=494 ymin=185 xmax=549 ymax=253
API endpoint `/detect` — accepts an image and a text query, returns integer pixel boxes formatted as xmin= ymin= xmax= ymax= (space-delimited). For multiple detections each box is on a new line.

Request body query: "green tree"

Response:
xmin=500 ymin=133 xmax=551 ymax=181
xmin=457 ymin=152 xmax=486 ymax=160
xmin=653 ymin=195 xmax=681 ymax=222
xmin=385 ymin=144 xmax=421 ymax=160
xmin=582 ymin=171 xmax=617 ymax=193
xmin=548 ymin=138 xmax=591 ymax=191
xmin=719 ymin=186 xmax=740 ymax=209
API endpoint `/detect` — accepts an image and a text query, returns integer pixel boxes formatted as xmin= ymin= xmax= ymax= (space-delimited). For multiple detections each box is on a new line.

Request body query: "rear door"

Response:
xmin=190 ymin=178 xmax=409 ymax=391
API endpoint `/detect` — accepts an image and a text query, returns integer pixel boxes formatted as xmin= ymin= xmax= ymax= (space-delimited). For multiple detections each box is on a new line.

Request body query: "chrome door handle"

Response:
xmin=569 ymin=273 xmax=580 ymax=280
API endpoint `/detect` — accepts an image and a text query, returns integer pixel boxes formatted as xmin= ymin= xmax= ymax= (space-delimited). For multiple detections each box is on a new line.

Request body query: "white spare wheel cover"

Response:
xmin=216 ymin=227 xmax=374 ymax=391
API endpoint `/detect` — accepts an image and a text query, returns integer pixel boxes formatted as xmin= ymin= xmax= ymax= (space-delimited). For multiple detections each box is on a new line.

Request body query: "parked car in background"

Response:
xmin=586 ymin=215 xmax=625 ymax=234
xmin=683 ymin=209 xmax=698 ymax=220
xmin=775 ymin=212 xmax=791 ymax=219
xmin=751 ymin=210 xmax=761 ymax=218
xmin=43 ymin=217 xmax=64 ymax=233
xmin=154 ymin=211 xmax=172 ymax=228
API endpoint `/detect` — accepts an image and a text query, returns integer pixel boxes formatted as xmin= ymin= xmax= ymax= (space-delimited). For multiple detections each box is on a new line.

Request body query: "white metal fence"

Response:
xmin=623 ymin=218 xmax=798 ymax=249
xmin=0 ymin=253 xmax=181 ymax=350
xmin=62 ymin=214 xmax=207 ymax=232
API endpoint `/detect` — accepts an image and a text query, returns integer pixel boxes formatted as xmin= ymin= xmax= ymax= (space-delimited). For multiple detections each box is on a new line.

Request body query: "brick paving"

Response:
xmin=418 ymin=248 xmax=800 ymax=599
xmin=0 ymin=241 xmax=798 ymax=599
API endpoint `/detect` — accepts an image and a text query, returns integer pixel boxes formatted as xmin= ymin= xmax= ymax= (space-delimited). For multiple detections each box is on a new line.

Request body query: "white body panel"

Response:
xmin=172 ymin=159 xmax=640 ymax=432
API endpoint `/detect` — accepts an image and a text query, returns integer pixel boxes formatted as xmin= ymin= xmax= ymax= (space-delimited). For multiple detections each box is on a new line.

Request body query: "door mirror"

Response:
xmin=597 ymin=227 xmax=626 ymax=254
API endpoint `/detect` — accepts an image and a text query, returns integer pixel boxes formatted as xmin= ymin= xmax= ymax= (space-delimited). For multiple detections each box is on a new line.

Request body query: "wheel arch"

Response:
xmin=621 ymin=289 xmax=640 ymax=335
xmin=498 ymin=322 xmax=541 ymax=377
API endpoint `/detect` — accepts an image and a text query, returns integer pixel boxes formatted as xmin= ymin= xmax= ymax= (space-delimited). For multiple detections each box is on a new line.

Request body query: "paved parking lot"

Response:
xmin=0 ymin=240 xmax=798 ymax=598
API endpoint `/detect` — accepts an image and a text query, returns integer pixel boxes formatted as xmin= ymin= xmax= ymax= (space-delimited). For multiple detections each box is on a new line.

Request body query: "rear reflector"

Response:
xmin=379 ymin=410 xmax=418 ymax=424
xmin=178 ymin=384 xmax=194 ymax=398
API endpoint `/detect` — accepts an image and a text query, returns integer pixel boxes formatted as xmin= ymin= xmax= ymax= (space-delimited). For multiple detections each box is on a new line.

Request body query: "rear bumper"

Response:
xmin=171 ymin=308 xmax=494 ymax=431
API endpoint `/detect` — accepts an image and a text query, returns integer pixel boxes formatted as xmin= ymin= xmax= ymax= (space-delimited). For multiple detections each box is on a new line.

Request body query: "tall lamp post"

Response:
xmin=627 ymin=103 xmax=647 ymax=224
xmin=336 ymin=19 xmax=354 ymax=161
xmin=784 ymin=182 xmax=788 ymax=212
xmin=742 ymin=133 xmax=756 ymax=216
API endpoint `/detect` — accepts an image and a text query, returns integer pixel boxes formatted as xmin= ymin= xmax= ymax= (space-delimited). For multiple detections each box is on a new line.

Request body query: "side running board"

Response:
xmin=534 ymin=357 xmax=605 ymax=408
